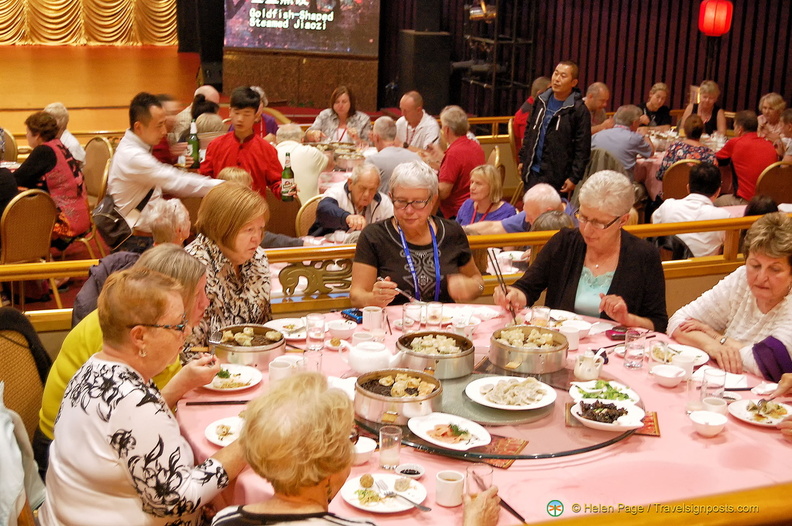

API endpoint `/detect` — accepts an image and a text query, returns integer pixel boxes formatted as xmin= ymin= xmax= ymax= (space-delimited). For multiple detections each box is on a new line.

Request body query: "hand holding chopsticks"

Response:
xmin=487 ymin=251 xmax=519 ymax=325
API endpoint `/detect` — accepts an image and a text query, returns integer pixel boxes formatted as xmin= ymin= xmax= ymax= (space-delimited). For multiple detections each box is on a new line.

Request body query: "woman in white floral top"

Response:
xmin=186 ymin=183 xmax=272 ymax=353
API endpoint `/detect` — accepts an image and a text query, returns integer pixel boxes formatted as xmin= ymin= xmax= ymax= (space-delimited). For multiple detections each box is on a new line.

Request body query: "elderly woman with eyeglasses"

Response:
xmin=351 ymin=161 xmax=484 ymax=307
xmin=495 ymin=170 xmax=668 ymax=331
xmin=39 ymin=269 xmax=245 ymax=526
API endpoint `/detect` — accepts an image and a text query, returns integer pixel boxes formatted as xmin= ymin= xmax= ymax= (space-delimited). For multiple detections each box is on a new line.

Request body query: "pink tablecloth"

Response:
xmin=318 ymin=170 xmax=351 ymax=194
xmin=177 ymin=308 xmax=792 ymax=524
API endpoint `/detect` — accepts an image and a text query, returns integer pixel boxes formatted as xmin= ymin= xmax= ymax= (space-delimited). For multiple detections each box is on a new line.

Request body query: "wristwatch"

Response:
xmin=719 ymin=336 xmax=728 ymax=345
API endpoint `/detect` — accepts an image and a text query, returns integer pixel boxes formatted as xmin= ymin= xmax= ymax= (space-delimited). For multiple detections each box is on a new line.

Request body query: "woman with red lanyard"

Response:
xmin=455 ymin=164 xmax=516 ymax=227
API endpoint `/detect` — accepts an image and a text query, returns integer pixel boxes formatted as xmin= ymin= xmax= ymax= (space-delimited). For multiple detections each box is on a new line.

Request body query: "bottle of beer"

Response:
xmin=281 ymin=152 xmax=295 ymax=202
xmin=187 ymin=120 xmax=200 ymax=169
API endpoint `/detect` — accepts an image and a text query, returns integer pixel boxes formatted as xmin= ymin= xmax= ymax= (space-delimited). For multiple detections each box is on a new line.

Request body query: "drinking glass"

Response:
xmin=623 ymin=329 xmax=645 ymax=369
xmin=465 ymin=463 xmax=493 ymax=497
xmin=685 ymin=377 xmax=704 ymax=413
xmin=402 ymin=304 xmax=422 ymax=333
xmin=300 ymin=349 xmax=323 ymax=374
xmin=702 ymin=368 xmax=727 ymax=399
xmin=305 ymin=313 xmax=326 ymax=351
xmin=426 ymin=302 xmax=443 ymax=328
xmin=378 ymin=426 xmax=402 ymax=470
xmin=531 ymin=306 xmax=551 ymax=327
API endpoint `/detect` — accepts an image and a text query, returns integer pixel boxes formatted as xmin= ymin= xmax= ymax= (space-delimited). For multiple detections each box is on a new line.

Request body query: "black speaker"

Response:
xmin=398 ymin=30 xmax=451 ymax=116
xmin=414 ymin=0 xmax=442 ymax=32
xmin=196 ymin=0 xmax=224 ymax=89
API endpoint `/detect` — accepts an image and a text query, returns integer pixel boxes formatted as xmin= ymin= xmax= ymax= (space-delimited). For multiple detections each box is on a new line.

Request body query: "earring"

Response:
xmin=139 ymin=347 xmax=147 ymax=358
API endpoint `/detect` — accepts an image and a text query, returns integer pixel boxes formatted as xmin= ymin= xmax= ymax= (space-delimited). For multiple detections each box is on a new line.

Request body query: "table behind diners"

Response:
xmin=176 ymin=307 xmax=792 ymax=524
xmin=635 ymin=154 xmax=734 ymax=201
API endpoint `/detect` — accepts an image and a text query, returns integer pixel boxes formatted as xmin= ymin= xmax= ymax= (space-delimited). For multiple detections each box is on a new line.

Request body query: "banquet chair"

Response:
xmin=0 ymin=307 xmax=52 ymax=442
xmin=0 ymin=190 xmax=62 ymax=310
xmin=82 ymin=136 xmax=113 ymax=209
xmin=3 ymin=128 xmax=18 ymax=162
xmin=265 ymin=190 xmax=301 ymax=237
xmin=570 ymin=148 xmax=626 ymax=209
xmin=487 ymin=145 xmax=506 ymax=186
xmin=295 ymin=194 xmax=323 ymax=237
xmin=755 ymin=162 xmax=792 ymax=204
xmin=262 ymin=107 xmax=291 ymax=124
xmin=507 ymin=117 xmax=519 ymax=165
xmin=662 ymin=159 xmax=700 ymax=200
xmin=509 ymin=180 xmax=524 ymax=207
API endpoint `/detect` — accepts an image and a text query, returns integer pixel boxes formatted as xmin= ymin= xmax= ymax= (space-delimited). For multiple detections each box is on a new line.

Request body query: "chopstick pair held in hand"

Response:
xmin=376 ymin=276 xmax=417 ymax=303
xmin=487 ymin=251 xmax=518 ymax=325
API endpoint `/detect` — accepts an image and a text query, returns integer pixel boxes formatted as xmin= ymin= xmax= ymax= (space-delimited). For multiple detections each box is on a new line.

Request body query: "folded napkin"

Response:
xmin=752 ymin=336 xmax=792 ymax=382
xmin=327 ymin=376 xmax=357 ymax=401
xmin=444 ymin=306 xmax=501 ymax=322
xmin=691 ymin=365 xmax=748 ymax=389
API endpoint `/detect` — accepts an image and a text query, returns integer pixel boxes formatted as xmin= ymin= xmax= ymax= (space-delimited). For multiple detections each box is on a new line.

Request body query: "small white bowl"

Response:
xmin=651 ymin=364 xmax=686 ymax=388
xmin=689 ymin=411 xmax=727 ymax=437
xmin=328 ymin=319 xmax=357 ymax=340
xmin=560 ymin=319 xmax=592 ymax=338
xmin=352 ymin=436 xmax=376 ymax=465
xmin=395 ymin=463 xmax=425 ymax=479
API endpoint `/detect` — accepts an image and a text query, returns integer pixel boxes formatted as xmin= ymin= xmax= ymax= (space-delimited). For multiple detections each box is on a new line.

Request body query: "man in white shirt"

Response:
xmin=275 ymin=123 xmax=328 ymax=203
xmin=107 ymin=92 xmax=223 ymax=252
xmin=395 ymin=91 xmax=441 ymax=150
xmin=367 ymin=116 xmax=421 ymax=192
xmin=44 ymin=102 xmax=85 ymax=164
xmin=652 ymin=163 xmax=730 ymax=257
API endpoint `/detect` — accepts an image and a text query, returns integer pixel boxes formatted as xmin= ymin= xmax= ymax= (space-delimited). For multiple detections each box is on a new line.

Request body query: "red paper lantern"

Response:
xmin=699 ymin=0 xmax=733 ymax=37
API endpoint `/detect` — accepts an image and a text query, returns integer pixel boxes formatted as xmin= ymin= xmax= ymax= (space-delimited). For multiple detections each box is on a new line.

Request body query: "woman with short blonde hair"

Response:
xmin=679 ymin=80 xmax=727 ymax=136
xmin=757 ymin=92 xmax=787 ymax=141
xmin=187 ymin=183 xmax=273 ymax=346
xmin=455 ymin=164 xmax=516 ymax=226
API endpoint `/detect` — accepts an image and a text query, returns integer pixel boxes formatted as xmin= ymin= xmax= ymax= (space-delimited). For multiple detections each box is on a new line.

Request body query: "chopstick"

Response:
xmin=598 ymin=333 xmax=657 ymax=351
xmin=185 ymin=400 xmax=251 ymax=406
xmin=384 ymin=311 xmax=392 ymax=335
xmin=471 ymin=470 xmax=526 ymax=524
xmin=376 ymin=277 xmax=417 ymax=303
xmin=286 ymin=343 xmax=306 ymax=352
xmin=487 ymin=250 xmax=517 ymax=326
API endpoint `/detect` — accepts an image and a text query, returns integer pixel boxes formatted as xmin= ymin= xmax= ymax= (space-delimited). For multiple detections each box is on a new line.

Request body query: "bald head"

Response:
xmin=194 ymin=85 xmax=220 ymax=104
xmin=400 ymin=91 xmax=425 ymax=127
xmin=585 ymin=82 xmax=610 ymax=113
xmin=523 ymin=184 xmax=564 ymax=224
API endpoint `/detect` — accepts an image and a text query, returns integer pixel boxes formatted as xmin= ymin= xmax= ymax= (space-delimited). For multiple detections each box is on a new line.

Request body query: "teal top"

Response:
xmin=574 ymin=267 xmax=615 ymax=317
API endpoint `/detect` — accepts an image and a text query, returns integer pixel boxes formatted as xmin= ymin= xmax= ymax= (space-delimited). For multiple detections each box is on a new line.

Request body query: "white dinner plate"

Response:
xmin=203 ymin=364 xmax=262 ymax=392
xmin=465 ymin=376 xmax=557 ymax=411
xmin=549 ymin=309 xmax=580 ymax=323
xmin=204 ymin=416 xmax=245 ymax=447
xmin=407 ymin=412 xmax=491 ymax=451
xmin=569 ymin=380 xmax=641 ymax=403
xmin=651 ymin=344 xmax=710 ymax=367
xmin=263 ymin=318 xmax=306 ymax=340
xmin=727 ymin=399 xmax=792 ymax=427
xmin=570 ymin=400 xmax=646 ymax=432
xmin=340 ymin=473 xmax=427 ymax=513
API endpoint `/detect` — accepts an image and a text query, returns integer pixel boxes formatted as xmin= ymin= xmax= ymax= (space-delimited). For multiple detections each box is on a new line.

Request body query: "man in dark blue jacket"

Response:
xmin=519 ymin=60 xmax=591 ymax=195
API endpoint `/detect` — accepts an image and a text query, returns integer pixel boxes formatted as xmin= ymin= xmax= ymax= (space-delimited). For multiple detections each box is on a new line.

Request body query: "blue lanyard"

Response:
xmin=396 ymin=220 xmax=441 ymax=302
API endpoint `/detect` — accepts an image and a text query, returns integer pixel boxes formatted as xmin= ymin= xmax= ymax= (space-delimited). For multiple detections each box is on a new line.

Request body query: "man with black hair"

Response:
xmin=200 ymin=86 xmax=287 ymax=198
xmin=651 ymin=163 xmax=730 ymax=257
xmin=715 ymin=110 xmax=779 ymax=205
xmin=107 ymin=92 xmax=222 ymax=252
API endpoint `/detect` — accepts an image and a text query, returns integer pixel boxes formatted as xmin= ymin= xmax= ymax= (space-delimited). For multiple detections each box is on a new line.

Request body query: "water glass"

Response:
xmin=685 ymin=377 xmax=704 ymax=413
xmin=702 ymin=368 xmax=727 ymax=399
xmin=379 ymin=426 xmax=402 ymax=470
xmin=305 ymin=313 xmax=326 ymax=351
xmin=300 ymin=349 xmax=323 ymax=373
xmin=465 ymin=463 xmax=493 ymax=497
xmin=623 ymin=329 xmax=646 ymax=369
xmin=402 ymin=303 xmax=422 ymax=333
xmin=531 ymin=306 xmax=551 ymax=327
xmin=426 ymin=302 xmax=443 ymax=328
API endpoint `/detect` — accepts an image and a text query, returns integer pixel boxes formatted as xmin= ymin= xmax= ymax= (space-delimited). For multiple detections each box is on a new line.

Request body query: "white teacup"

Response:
xmin=701 ymin=396 xmax=728 ymax=415
xmin=435 ymin=470 xmax=465 ymax=507
xmin=268 ymin=360 xmax=294 ymax=383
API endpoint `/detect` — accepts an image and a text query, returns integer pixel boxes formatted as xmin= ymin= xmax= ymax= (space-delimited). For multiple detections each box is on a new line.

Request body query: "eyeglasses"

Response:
xmin=127 ymin=314 xmax=189 ymax=333
xmin=575 ymin=211 xmax=621 ymax=230
xmin=391 ymin=198 xmax=431 ymax=210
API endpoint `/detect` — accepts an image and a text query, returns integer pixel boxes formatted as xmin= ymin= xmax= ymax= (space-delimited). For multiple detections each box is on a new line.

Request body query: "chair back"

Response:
xmin=486 ymin=145 xmax=506 ymax=186
xmin=509 ymin=180 xmax=524 ymax=207
xmin=662 ymin=159 xmax=699 ymax=200
xmin=570 ymin=148 xmax=626 ymax=209
xmin=265 ymin=190 xmax=301 ymax=237
xmin=295 ymin=194 xmax=324 ymax=237
xmin=3 ymin=128 xmax=18 ymax=162
xmin=181 ymin=196 xmax=203 ymax=234
xmin=0 ymin=190 xmax=57 ymax=265
xmin=198 ymin=131 xmax=226 ymax=150
xmin=755 ymin=162 xmax=792 ymax=204
xmin=262 ymin=107 xmax=291 ymax=124
xmin=507 ymin=117 xmax=519 ymax=165
xmin=82 ymin=136 xmax=114 ymax=209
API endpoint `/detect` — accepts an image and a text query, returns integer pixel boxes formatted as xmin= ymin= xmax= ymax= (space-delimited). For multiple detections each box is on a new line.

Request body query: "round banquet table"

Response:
xmin=635 ymin=154 xmax=734 ymax=201
xmin=176 ymin=306 xmax=792 ymax=524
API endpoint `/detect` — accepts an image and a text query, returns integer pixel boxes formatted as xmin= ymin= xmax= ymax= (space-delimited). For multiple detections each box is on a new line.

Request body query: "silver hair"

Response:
xmin=439 ymin=105 xmax=469 ymax=136
xmin=44 ymin=102 xmax=69 ymax=131
xmin=389 ymin=160 xmax=438 ymax=198
xmin=349 ymin=162 xmax=381 ymax=185
xmin=141 ymin=198 xmax=191 ymax=244
xmin=373 ymin=116 xmax=397 ymax=141
xmin=614 ymin=105 xmax=643 ymax=126
xmin=251 ymin=86 xmax=269 ymax=106
xmin=523 ymin=183 xmax=561 ymax=209
xmin=579 ymin=170 xmax=635 ymax=216
xmin=276 ymin=123 xmax=304 ymax=143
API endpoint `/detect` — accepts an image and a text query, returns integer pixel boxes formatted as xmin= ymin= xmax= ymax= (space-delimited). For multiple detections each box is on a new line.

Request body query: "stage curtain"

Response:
xmin=0 ymin=0 xmax=176 ymax=45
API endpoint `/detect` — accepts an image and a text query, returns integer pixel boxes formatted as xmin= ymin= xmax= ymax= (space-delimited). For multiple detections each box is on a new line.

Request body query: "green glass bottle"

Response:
xmin=281 ymin=152 xmax=295 ymax=201
xmin=187 ymin=120 xmax=200 ymax=169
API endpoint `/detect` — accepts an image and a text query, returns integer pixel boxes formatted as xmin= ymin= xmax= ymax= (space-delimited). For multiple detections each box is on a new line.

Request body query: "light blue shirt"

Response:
xmin=574 ymin=267 xmax=615 ymax=317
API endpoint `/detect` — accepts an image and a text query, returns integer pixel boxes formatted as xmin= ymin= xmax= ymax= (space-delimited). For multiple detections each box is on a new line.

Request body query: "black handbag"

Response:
xmin=93 ymin=188 xmax=154 ymax=251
